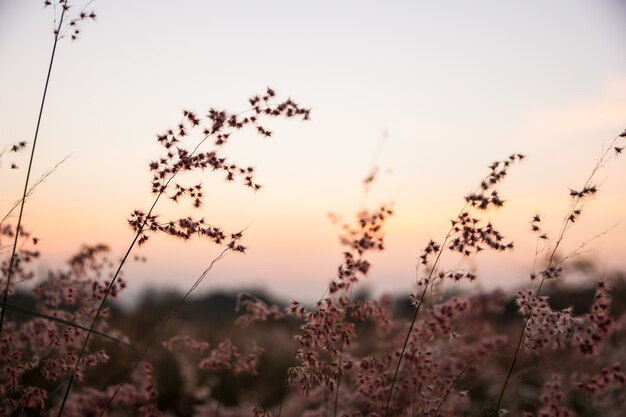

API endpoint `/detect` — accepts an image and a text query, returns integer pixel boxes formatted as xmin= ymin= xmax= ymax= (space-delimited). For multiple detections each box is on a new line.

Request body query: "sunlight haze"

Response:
xmin=1 ymin=0 xmax=625 ymax=303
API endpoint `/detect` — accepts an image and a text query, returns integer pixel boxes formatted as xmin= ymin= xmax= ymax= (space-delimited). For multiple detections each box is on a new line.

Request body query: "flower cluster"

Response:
xmin=44 ymin=0 xmax=97 ymax=41
xmin=0 ymin=140 xmax=27 ymax=170
xmin=0 ymin=245 xmax=151 ymax=416
xmin=129 ymin=88 xmax=310 ymax=250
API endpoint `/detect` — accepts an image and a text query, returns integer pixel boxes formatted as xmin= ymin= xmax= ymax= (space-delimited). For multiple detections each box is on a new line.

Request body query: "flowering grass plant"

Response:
xmin=1 ymin=2 xmax=625 ymax=416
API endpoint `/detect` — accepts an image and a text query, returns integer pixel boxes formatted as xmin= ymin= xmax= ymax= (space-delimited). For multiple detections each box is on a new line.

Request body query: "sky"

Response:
xmin=1 ymin=0 xmax=625 ymax=304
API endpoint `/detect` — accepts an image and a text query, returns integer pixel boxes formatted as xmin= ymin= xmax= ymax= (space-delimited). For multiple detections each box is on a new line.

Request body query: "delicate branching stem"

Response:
xmin=59 ymin=95 xmax=305 ymax=416
xmin=333 ymin=362 xmax=342 ymax=417
xmin=0 ymin=7 xmax=66 ymax=340
xmin=97 ymin=248 xmax=229 ymax=416
xmin=494 ymin=134 xmax=622 ymax=413
xmin=386 ymin=154 xmax=524 ymax=416
xmin=384 ymin=202 xmax=468 ymax=417
xmin=57 ymin=129 xmax=214 ymax=416
xmin=434 ymin=351 xmax=486 ymax=417
xmin=494 ymin=318 xmax=527 ymax=414
xmin=57 ymin=209 xmax=149 ymax=416
xmin=385 ymin=284 xmax=427 ymax=416
xmin=0 ymin=155 xmax=71 ymax=228
xmin=410 ymin=339 xmax=428 ymax=417
xmin=59 ymin=97 xmax=303 ymax=414
xmin=332 ymin=286 xmax=357 ymax=417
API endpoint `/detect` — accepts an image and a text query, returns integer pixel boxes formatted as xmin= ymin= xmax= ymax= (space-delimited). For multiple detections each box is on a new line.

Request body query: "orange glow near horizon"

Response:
xmin=1 ymin=0 xmax=625 ymax=303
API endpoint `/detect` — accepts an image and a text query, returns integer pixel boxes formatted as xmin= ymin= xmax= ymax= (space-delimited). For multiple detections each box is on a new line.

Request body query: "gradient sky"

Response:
xmin=1 ymin=0 xmax=625 ymax=303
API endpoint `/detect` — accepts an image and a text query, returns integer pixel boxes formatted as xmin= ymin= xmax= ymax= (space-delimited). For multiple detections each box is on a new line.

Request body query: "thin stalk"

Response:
xmin=97 ymin=248 xmax=229 ymax=416
xmin=58 ymin=101 xmax=294 ymax=415
xmin=493 ymin=235 xmax=567 ymax=414
xmin=57 ymin=128 xmax=213 ymax=416
xmin=0 ymin=7 xmax=66 ymax=339
xmin=410 ymin=339 xmax=427 ymax=417
xmin=0 ymin=155 xmax=71 ymax=228
xmin=333 ymin=362 xmax=342 ymax=417
xmin=276 ymin=346 xmax=298 ymax=417
xmin=56 ymin=216 xmax=150 ymax=416
xmin=0 ymin=301 xmax=136 ymax=350
xmin=385 ymin=155 xmax=522 ymax=416
xmin=434 ymin=351 xmax=485 ymax=417
xmin=493 ymin=223 xmax=574 ymax=414
xmin=384 ymin=201 xmax=468 ymax=417
xmin=411 ymin=374 xmax=419 ymax=417
xmin=494 ymin=209 xmax=571 ymax=413
xmin=493 ymin=319 xmax=527 ymax=414
xmin=332 ymin=286 xmax=356 ymax=417
xmin=385 ymin=284 xmax=427 ymax=416
xmin=494 ymin=135 xmax=621 ymax=413
xmin=332 ymin=330 xmax=347 ymax=417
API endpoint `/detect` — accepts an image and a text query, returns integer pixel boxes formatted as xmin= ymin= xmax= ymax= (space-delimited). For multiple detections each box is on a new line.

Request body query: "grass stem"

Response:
xmin=0 ymin=6 xmax=66 ymax=340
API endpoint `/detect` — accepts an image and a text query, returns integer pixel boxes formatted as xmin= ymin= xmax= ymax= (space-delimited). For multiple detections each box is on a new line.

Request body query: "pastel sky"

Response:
xmin=1 ymin=0 xmax=625 ymax=303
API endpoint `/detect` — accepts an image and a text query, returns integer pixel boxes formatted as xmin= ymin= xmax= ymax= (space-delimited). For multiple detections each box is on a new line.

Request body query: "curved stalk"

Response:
xmin=97 ymin=249 xmax=229 ymax=416
xmin=384 ymin=202 xmax=467 ymax=417
xmin=57 ymin=128 xmax=214 ymax=416
xmin=0 ymin=7 xmax=66 ymax=339
xmin=494 ymin=134 xmax=622 ymax=412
